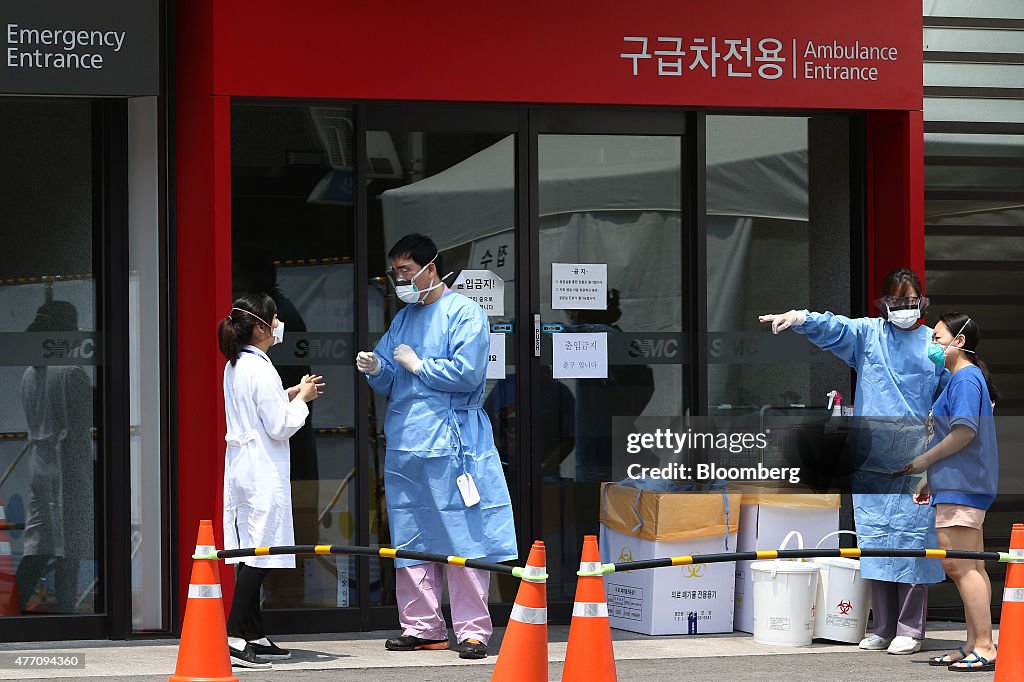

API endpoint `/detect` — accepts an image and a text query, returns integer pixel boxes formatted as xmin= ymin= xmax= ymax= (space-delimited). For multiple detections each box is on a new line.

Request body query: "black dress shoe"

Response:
xmin=229 ymin=643 xmax=272 ymax=669
xmin=384 ymin=634 xmax=450 ymax=651
xmin=459 ymin=638 xmax=488 ymax=659
xmin=248 ymin=638 xmax=291 ymax=660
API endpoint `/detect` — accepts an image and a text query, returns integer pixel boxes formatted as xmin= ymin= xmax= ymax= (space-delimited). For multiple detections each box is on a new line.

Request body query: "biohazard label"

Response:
xmin=825 ymin=614 xmax=861 ymax=629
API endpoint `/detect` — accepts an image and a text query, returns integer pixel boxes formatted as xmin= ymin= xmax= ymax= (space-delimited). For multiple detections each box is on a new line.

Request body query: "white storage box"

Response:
xmin=600 ymin=484 xmax=741 ymax=635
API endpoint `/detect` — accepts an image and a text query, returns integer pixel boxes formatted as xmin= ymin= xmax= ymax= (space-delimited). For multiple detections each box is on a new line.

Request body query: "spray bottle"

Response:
xmin=825 ymin=390 xmax=848 ymax=436
xmin=827 ymin=390 xmax=843 ymax=418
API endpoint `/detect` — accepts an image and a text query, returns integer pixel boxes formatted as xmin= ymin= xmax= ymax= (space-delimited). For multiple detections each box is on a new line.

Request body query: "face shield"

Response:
xmin=874 ymin=296 xmax=929 ymax=329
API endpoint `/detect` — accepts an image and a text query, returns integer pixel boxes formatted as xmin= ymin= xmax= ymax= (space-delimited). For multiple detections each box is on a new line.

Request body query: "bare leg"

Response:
xmin=938 ymin=526 xmax=997 ymax=668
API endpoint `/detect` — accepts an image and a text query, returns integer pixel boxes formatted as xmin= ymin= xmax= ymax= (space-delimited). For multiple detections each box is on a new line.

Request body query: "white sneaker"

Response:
xmin=887 ymin=636 xmax=923 ymax=655
xmin=859 ymin=634 xmax=893 ymax=650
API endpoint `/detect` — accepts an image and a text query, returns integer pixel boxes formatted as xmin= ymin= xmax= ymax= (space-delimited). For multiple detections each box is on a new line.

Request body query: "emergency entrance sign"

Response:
xmin=453 ymin=270 xmax=504 ymax=317
xmin=552 ymin=263 xmax=607 ymax=310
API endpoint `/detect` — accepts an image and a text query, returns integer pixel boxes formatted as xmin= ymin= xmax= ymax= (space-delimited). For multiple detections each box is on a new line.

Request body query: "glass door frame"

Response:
xmin=257 ymin=103 xmax=870 ymax=633
xmin=0 ymin=98 xmax=135 ymax=642
xmin=239 ymin=100 xmax=528 ymax=635
xmin=526 ymin=108 xmax=694 ymax=619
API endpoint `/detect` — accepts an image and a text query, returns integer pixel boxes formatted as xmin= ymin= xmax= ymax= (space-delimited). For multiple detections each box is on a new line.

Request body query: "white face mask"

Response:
xmin=886 ymin=305 xmax=920 ymax=329
xmin=392 ymin=255 xmax=452 ymax=305
xmin=231 ymin=307 xmax=282 ymax=345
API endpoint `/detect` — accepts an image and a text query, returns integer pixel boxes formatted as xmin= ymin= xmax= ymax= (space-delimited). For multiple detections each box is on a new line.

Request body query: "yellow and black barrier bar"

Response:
xmin=579 ymin=548 xmax=1014 ymax=576
xmin=196 ymin=544 xmax=548 ymax=582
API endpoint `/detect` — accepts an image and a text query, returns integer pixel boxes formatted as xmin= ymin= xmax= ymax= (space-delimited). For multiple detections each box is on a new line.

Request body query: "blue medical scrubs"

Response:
xmin=366 ymin=289 xmax=518 ymax=568
xmin=794 ymin=312 xmax=946 ymax=584
xmin=928 ymin=365 xmax=998 ymax=510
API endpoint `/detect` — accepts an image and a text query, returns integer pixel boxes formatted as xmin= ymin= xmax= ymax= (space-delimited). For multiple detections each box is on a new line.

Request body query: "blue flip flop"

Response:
xmin=929 ymin=646 xmax=967 ymax=666
xmin=948 ymin=650 xmax=996 ymax=672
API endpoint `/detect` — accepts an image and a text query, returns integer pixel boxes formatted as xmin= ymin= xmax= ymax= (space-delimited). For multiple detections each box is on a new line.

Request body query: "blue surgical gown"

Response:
xmin=794 ymin=312 xmax=946 ymax=584
xmin=366 ymin=290 xmax=518 ymax=568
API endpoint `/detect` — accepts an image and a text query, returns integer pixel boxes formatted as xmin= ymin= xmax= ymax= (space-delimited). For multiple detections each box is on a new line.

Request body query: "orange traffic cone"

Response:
xmin=492 ymin=540 xmax=548 ymax=681
xmin=0 ymin=497 xmax=19 ymax=616
xmin=169 ymin=520 xmax=236 ymax=682
xmin=995 ymin=523 xmax=1024 ymax=681
xmin=562 ymin=535 xmax=616 ymax=682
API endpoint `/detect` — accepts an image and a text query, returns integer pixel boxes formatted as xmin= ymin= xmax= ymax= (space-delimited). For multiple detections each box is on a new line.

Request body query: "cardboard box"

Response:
xmin=732 ymin=487 xmax=840 ymax=633
xmin=600 ymin=484 xmax=741 ymax=635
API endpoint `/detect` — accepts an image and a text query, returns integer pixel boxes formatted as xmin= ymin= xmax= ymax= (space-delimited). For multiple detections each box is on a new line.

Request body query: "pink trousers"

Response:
xmin=396 ymin=563 xmax=493 ymax=644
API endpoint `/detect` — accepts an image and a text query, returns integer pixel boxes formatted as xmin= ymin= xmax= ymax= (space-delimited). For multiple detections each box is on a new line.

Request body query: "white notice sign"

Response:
xmin=552 ymin=332 xmax=607 ymax=379
xmin=452 ymin=270 xmax=505 ymax=317
xmin=469 ymin=232 xmax=515 ymax=282
xmin=551 ymin=263 xmax=607 ymax=310
xmin=487 ymin=333 xmax=506 ymax=380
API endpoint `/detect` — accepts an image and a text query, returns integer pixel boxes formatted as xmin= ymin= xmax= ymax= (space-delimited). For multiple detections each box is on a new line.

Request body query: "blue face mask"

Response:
xmin=926 ymin=341 xmax=946 ymax=368
xmin=927 ymin=319 xmax=973 ymax=368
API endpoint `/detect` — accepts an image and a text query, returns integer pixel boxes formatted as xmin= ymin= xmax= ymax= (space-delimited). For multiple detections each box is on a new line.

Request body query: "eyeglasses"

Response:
xmin=386 ymin=255 xmax=436 ymax=283
xmin=874 ymin=296 xmax=930 ymax=310
xmin=386 ymin=264 xmax=418 ymax=281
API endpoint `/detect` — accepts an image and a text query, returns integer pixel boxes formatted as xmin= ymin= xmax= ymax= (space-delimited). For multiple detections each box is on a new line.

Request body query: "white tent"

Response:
xmin=380 ymin=132 xmax=809 ymax=255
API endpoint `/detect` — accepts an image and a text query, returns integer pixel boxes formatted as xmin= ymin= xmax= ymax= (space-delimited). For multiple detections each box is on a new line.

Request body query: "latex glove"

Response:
xmin=356 ymin=351 xmax=381 ymax=376
xmin=757 ymin=309 xmax=806 ymax=334
xmin=394 ymin=344 xmax=423 ymax=375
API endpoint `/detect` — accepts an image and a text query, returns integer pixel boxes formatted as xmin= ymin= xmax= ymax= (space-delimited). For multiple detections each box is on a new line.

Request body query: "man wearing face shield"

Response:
xmin=355 ymin=234 xmax=517 ymax=660
xmin=758 ymin=268 xmax=948 ymax=656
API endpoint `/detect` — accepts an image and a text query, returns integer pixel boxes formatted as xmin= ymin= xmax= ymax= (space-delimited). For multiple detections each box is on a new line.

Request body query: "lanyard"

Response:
xmin=241 ymin=348 xmax=270 ymax=363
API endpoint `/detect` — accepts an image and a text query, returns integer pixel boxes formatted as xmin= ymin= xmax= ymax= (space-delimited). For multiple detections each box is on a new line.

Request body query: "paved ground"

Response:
xmin=0 ymin=622 xmax=998 ymax=680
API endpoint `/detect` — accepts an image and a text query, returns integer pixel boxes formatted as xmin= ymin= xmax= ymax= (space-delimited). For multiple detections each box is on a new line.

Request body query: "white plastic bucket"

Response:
xmin=811 ymin=531 xmax=870 ymax=643
xmin=750 ymin=531 xmax=820 ymax=647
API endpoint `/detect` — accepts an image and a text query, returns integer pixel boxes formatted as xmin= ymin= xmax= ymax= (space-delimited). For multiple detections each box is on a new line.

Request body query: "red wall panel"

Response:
xmin=175 ymin=0 xmax=235 ymax=627
xmin=866 ymin=110 xmax=926 ymax=303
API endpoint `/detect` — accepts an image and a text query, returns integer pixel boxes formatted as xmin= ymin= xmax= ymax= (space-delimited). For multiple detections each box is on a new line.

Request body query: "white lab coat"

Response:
xmin=222 ymin=345 xmax=308 ymax=568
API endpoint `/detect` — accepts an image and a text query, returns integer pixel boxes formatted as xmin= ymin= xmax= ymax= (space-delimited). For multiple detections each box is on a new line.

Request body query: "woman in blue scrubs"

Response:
xmin=759 ymin=268 xmax=946 ymax=655
xmin=900 ymin=313 xmax=999 ymax=671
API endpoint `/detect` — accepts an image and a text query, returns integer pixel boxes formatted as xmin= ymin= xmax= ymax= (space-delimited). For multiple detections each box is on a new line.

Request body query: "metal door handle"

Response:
xmin=533 ymin=313 xmax=541 ymax=357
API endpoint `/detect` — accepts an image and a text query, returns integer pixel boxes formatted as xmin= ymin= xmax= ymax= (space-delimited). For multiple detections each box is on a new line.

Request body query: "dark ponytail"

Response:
xmin=218 ymin=293 xmax=277 ymax=366
xmin=938 ymin=311 xmax=1001 ymax=404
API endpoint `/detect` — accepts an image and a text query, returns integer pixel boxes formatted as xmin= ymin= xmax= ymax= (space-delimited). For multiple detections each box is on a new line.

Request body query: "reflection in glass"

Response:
xmin=129 ymin=96 xmax=164 ymax=630
xmin=0 ymin=100 xmax=99 ymax=617
xmin=705 ymin=116 xmax=852 ymax=414
xmin=17 ymin=301 xmax=94 ymax=614
xmin=231 ymin=103 xmax=357 ymax=608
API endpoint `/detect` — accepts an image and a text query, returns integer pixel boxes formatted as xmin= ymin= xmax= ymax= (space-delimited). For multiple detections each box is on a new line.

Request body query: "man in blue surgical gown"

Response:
xmin=357 ymin=234 xmax=517 ymax=661
xmin=759 ymin=268 xmax=947 ymax=656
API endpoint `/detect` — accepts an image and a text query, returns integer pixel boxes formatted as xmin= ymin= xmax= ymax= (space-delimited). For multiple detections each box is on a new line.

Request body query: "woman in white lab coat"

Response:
xmin=217 ymin=292 xmax=324 ymax=668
